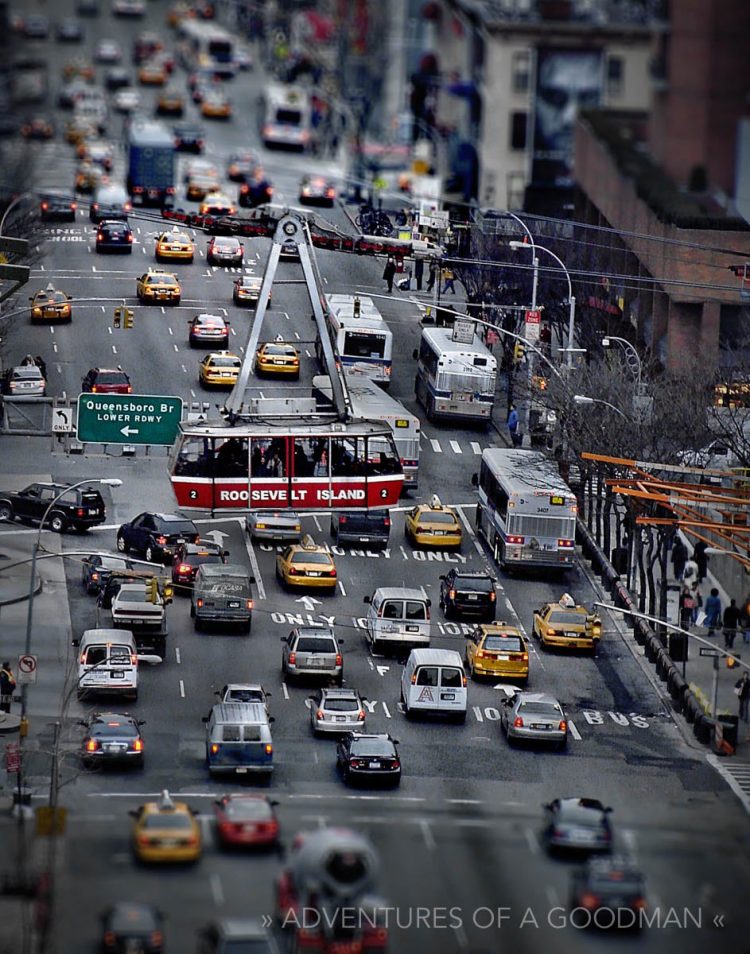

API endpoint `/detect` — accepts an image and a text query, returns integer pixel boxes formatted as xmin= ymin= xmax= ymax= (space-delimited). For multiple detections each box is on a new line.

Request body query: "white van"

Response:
xmin=73 ymin=628 xmax=138 ymax=700
xmin=364 ymin=587 xmax=431 ymax=654
xmin=400 ymin=648 xmax=467 ymax=722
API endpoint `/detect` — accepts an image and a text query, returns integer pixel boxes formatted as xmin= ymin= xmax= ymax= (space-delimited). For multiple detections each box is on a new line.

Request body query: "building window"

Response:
xmin=607 ymin=56 xmax=623 ymax=96
xmin=512 ymin=50 xmax=531 ymax=94
xmin=510 ymin=111 xmax=527 ymax=151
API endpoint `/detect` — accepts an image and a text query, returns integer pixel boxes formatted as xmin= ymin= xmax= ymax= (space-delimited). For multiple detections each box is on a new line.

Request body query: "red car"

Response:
xmin=214 ymin=794 xmax=279 ymax=848
xmin=171 ymin=541 xmax=226 ymax=589
xmin=81 ymin=367 xmax=132 ymax=394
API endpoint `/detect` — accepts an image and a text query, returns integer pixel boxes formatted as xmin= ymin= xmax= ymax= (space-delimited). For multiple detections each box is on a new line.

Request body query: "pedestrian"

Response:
xmin=703 ymin=587 xmax=722 ymax=636
xmin=679 ymin=583 xmax=697 ymax=631
xmin=507 ymin=404 xmax=522 ymax=448
xmin=682 ymin=557 xmax=699 ymax=586
xmin=426 ymin=260 xmax=438 ymax=293
xmin=441 ymin=267 xmax=456 ymax=294
xmin=735 ymin=671 xmax=750 ymax=722
xmin=382 ymin=256 xmax=396 ymax=293
xmin=35 ymin=355 xmax=47 ymax=379
xmin=414 ymin=257 xmax=424 ymax=291
xmin=22 ymin=354 xmax=35 ymax=367
xmin=671 ymin=537 xmax=687 ymax=581
xmin=723 ymin=598 xmax=742 ymax=650
xmin=693 ymin=540 xmax=709 ymax=582
xmin=0 ymin=661 xmax=15 ymax=714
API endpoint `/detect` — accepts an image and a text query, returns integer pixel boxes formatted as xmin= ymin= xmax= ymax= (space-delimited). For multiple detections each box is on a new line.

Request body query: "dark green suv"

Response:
xmin=0 ymin=482 xmax=106 ymax=532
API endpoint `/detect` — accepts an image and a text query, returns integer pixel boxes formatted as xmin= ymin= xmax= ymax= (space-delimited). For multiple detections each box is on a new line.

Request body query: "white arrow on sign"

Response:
xmin=17 ymin=654 xmax=37 ymax=685
xmin=52 ymin=409 xmax=73 ymax=433
xmin=376 ymin=665 xmax=389 ymax=677
xmin=120 ymin=425 xmax=140 ymax=437
xmin=295 ymin=596 xmax=322 ymax=612
xmin=207 ymin=529 xmax=228 ymax=545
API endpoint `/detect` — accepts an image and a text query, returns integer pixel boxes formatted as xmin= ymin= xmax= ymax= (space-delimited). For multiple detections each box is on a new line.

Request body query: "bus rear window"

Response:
xmin=276 ymin=108 xmax=302 ymax=125
xmin=344 ymin=332 xmax=386 ymax=359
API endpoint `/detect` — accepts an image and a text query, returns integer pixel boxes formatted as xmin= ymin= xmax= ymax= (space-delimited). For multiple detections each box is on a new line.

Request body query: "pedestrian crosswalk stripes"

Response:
xmin=707 ymin=753 xmax=750 ymax=814
xmin=421 ymin=436 xmax=493 ymax=457
xmin=449 ymin=440 xmax=462 ymax=454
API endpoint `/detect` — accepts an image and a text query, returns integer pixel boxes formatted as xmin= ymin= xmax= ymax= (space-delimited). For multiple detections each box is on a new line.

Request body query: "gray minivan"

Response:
xmin=203 ymin=702 xmax=274 ymax=778
xmin=192 ymin=564 xmax=255 ymax=633
xmin=330 ymin=510 xmax=391 ymax=548
xmin=363 ymin=587 xmax=431 ymax=655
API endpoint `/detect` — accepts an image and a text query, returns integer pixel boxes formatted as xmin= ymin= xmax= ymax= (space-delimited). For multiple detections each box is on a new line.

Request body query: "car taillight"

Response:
xmin=196 ymin=598 xmax=203 ymax=608
xmin=246 ymin=599 xmax=253 ymax=609
xmin=521 ymin=652 xmax=529 ymax=660
xmin=131 ymin=655 xmax=138 ymax=666
xmin=391 ymin=759 xmax=400 ymax=769
xmin=335 ymin=654 xmax=342 ymax=666
xmin=150 ymin=932 xmax=163 ymax=947
xmin=558 ymin=720 xmax=567 ymax=732
xmin=126 ymin=386 xmax=132 ymax=393
xmin=210 ymin=743 xmax=219 ymax=754
xmin=166 ymin=186 xmax=175 ymax=194
xmin=506 ymin=535 xmax=524 ymax=545
xmin=288 ymin=567 xmax=299 ymax=575
xmin=351 ymin=758 xmax=365 ymax=768
xmin=103 ymin=930 xmax=116 ymax=946
xmin=316 ymin=709 xmax=325 ymax=720
xmin=265 ymin=743 xmax=273 ymax=755
xmin=513 ymin=717 xmax=524 ymax=728
xmin=91 ymin=385 xmax=99 ymax=392
xmin=178 ymin=563 xmax=191 ymax=574
xmin=127 ymin=234 xmax=133 ymax=242
xmin=70 ymin=202 xmax=77 ymax=210
xmin=156 ymin=536 xmax=167 ymax=545
xmin=288 ymin=652 xmax=296 ymax=664
xmin=91 ymin=572 xmax=99 ymax=581
xmin=133 ymin=186 xmax=143 ymax=193
xmin=85 ymin=739 xmax=99 ymax=752
xmin=41 ymin=202 xmax=48 ymax=210
xmin=449 ymin=589 xmax=456 ymax=600
xmin=632 ymin=897 xmax=647 ymax=911
xmin=358 ymin=710 xmax=365 ymax=720
xmin=328 ymin=568 xmax=337 ymax=577
xmin=339 ymin=515 xmax=348 ymax=524
xmin=580 ymin=892 xmax=599 ymax=910
xmin=476 ymin=650 xmax=486 ymax=659
xmin=547 ymin=629 xmax=558 ymax=637
xmin=489 ymin=591 xmax=496 ymax=602
xmin=462 ymin=673 xmax=467 ymax=686
xmin=185 ymin=835 xmax=199 ymax=846
xmin=384 ymin=517 xmax=391 ymax=526
xmin=132 ymin=739 xmax=143 ymax=752
xmin=76 ymin=508 xmax=85 ymax=517
xmin=558 ymin=538 xmax=575 ymax=548
xmin=97 ymin=232 xmax=103 ymax=240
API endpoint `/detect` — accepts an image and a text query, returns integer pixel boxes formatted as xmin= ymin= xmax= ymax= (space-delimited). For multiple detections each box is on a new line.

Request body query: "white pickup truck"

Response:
xmin=110 ymin=582 xmax=168 ymax=658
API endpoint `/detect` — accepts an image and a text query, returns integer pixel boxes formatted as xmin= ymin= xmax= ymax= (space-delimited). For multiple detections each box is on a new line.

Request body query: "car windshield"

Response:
xmin=519 ymin=702 xmax=560 ymax=717
xmin=223 ymin=799 xmax=272 ymax=821
xmin=141 ymin=813 xmax=192 ymax=830
xmin=456 ymin=576 xmax=493 ymax=592
xmin=350 ymin=739 xmax=394 ymax=757
xmin=90 ymin=723 xmax=137 ymax=738
xmin=12 ymin=369 xmax=42 ymax=380
xmin=291 ymin=552 xmax=330 ymax=565
xmin=324 ymin=698 xmax=359 ymax=712
xmin=296 ymin=637 xmax=336 ymax=653
xmin=39 ymin=291 xmax=68 ymax=304
xmin=484 ymin=636 xmax=523 ymax=652
xmin=186 ymin=553 xmax=222 ymax=566
xmin=148 ymin=275 xmax=175 ymax=285
xmin=548 ymin=612 xmax=583 ymax=627
xmin=422 ymin=511 xmax=457 ymax=525
xmin=197 ymin=317 xmax=224 ymax=328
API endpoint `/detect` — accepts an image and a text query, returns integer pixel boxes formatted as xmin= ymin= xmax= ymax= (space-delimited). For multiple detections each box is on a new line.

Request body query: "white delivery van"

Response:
xmin=364 ymin=587 xmax=431 ymax=654
xmin=400 ymin=648 xmax=467 ymax=722
xmin=73 ymin=628 xmax=138 ymax=700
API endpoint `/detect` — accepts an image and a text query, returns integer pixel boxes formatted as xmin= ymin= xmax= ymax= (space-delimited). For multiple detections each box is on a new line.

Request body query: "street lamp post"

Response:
xmin=511 ymin=241 xmax=576 ymax=370
xmin=506 ymin=217 xmax=538 ymax=447
xmin=0 ymin=192 xmax=34 ymax=236
xmin=602 ymin=335 xmax=643 ymax=395
xmin=573 ymin=394 xmax=629 ymax=420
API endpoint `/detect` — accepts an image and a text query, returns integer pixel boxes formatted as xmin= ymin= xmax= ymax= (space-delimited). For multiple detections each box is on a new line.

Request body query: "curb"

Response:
xmin=0 ymin=575 xmax=42 ymax=607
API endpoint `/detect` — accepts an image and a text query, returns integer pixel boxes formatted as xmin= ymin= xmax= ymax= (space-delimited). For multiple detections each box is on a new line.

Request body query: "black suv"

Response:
xmin=439 ymin=569 xmax=496 ymax=621
xmin=117 ymin=512 xmax=199 ymax=563
xmin=95 ymin=219 xmax=133 ymax=254
xmin=330 ymin=510 xmax=390 ymax=548
xmin=0 ymin=482 xmax=106 ymax=533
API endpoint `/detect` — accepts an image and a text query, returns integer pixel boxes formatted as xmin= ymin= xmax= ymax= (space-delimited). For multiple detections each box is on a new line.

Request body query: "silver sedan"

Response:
xmin=246 ymin=511 xmax=302 ymax=542
xmin=500 ymin=691 xmax=568 ymax=750
xmin=309 ymin=688 xmax=366 ymax=735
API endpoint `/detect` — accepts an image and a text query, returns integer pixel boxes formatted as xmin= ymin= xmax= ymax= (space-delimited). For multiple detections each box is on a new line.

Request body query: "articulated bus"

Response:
xmin=415 ymin=326 xmax=497 ymax=423
xmin=316 ymin=295 xmax=393 ymax=388
xmin=474 ymin=448 xmax=577 ymax=570
xmin=177 ymin=20 xmax=236 ymax=78
xmin=312 ymin=375 xmax=420 ymax=490
xmin=258 ymin=83 xmax=314 ymax=151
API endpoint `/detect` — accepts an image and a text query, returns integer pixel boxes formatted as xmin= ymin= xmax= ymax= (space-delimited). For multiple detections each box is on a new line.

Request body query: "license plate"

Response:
xmin=235 ymin=767 xmax=248 ymax=774
xmin=159 ymin=839 xmax=178 ymax=847
xmin=497 ymin=654 xmax=509 ymax=661
xmin=467 ymin=594 xmax=479 ymax=601
xmin=242 ymin=824 xmax=257 ymax=833
xmin=228 ymin=600 xmax=241 ymax=608
xmin=433 ymin=530 xmax=444 ymax=536
xmin=368 ymin=761 xmax=381 ymax=769
xmin=532 ymin=724 xmax=550 ymax=730
xmin=171 ymin=246 xmax=181 ymax=251
xmin=359 ymin=537 xmax=369 ymax=542
xmin=104 ymin=743 xmax=126 ymax=752
xmin=110 ymin=671 xmax=125 ymax=679
xmin=406 ymin=625 xmax=419 ymax=633
xmin=273 ymin=359 xmax=285 ymax=365
xmin=335 ymin=716 xmax=347 ymax=723
xmin=308 ymin=571 xmax=320 ymax=577
xmin=441 ymin=692 xmax=455 ymax=701
xmin=309 ymin=658 xmax=322 ymax=666
xmin=565 ymin=632 xmax=579 ymax=638
xmin=89 ymin=508 xmax=99 ymax=515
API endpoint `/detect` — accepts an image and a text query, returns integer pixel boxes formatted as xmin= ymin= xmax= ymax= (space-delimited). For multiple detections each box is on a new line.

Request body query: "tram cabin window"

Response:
xmin=251 ymin=437 xmax=286 ymax=477
xmin=214 ymin=437 xmax=248 ymax=477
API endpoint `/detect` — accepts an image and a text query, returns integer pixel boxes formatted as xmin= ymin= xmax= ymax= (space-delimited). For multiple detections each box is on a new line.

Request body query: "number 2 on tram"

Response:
xmin=169 ymin=419 xmax=404 ymax=511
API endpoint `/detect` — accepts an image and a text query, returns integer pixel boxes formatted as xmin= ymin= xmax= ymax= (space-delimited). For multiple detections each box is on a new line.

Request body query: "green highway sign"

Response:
xmin=76 ymin=394 xmax=183 ymax=445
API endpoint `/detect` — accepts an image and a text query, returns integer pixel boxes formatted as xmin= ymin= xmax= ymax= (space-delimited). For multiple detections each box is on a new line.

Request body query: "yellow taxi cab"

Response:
xmin=155 ymin=228 xmax=195 ymax=263
xmin=532 ymin=593 xmax=602 ymax=653
xmin=256 ymin=342 xmax=300 ymax=379
xmin=276 ymin=535 xmax=337 ymax=591
xmin=186 ymin=174 xmax=219 ymax=201
xmin=136 ymin=268 xmax=182 ymax=305
xmin=30 ymin=284 xmax=73 ymax=323
xmin=199 ymin=191 xmax=235 ymax=216
xmin=156 ymin=86 xmax=185 ymax=116
xmin=138 ymin=59 xmax=168 ymax=86
xmin=465 ymin=623 xmax=529 ymax=683
xmin=199 ymin=351 xmax=241 ymax=388
xmin=201 ymin=91 xmax=232 ymax=119
xmin=166 ymin=1 xmax=190 ymax=27
xmin=404 ymin=495 xmax=463 ymax=549
xmin=130 ymin=790 xmax=201 ymax=864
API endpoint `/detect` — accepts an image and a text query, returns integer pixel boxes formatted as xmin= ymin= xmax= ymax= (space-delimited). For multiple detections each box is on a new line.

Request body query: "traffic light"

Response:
xmin=123 ymin=309 xmax=134 ymax=329
xmin=162 ymin=582 xmax=174 ymax=605
xmin=532 ymin=374 xmax=548 ymax=391
xmin=513 ymin=341 xmax=526 ymax=364
xmin=353 ymin=296 xmax=361 ymax=318
xmin=113 ymin=306 xmax=122 ymax=329
xmin=145 ymin=577 xmax=159 ymax=603
xmin=727 ymin=654 xmax=740 ymax=669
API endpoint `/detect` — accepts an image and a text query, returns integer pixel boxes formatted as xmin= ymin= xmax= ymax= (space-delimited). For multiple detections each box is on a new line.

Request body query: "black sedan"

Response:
xmin=40 ymin=192 xmax=77 ymax=223
xmin=79 ymin=712 xmax=145 ymax=768
xmin=171 ymin=541 xmax=227 ymax=590
xmin=238 ymin=172 xmax=273 ymax=208
xmin=298 ymin=175 xmax=336 ymax=207
xmin=542 ymin=797 xmax=613 ymax=854
xmin=336 ymin=733 xmax=401 ymax=787
xmin=81 ymin=554 xmax=136 ymax=595
xmin=100 ymin=902 xmax=164 ymax=953
xmin=173 ymin=122 xmax=205 ymax=153
xmin=56 ymin=18 xmax=84 ymax=42
xmin=569 ymin=855 xmax=648 ymax=928
xmin=226 ymin=150 xmax=261 ymax=182
xmin=117 ymin=512 xmax=199 ymax=564
xmin=95 ymin=220 xmax=133 ymax=254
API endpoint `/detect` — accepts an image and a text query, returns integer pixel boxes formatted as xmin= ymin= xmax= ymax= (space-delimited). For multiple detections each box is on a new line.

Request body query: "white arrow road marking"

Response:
xmin=296 ymin=596 xmax=322 ymax=611
xmin=207 ymin=529 xmax=228 ymax=544
xmin=376 ymin=666 xmax=389 ymax=676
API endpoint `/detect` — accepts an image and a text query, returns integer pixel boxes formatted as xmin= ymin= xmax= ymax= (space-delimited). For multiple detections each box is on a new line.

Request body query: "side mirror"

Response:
xmin=249 ymin=575 xmax=256 ymax=584
xmin=363 ymin=595 xmax=371 ymax=604
xmin=471 ymin=473 xmax=479 ymax=487
xmin=214 ymin=799 xmax=222 ymax=807
xmin=268 ymin=716 xmax=276 ymax=723
xmin=214 ymin=690 xmax=221 ymax=697
xmin=137 ymin=720 xmax=146 ymax=726
xmin=392 ymin=739 xmax=400 ymax=745
xmin=201 ymin=716 xmax=209 ymax=723
xmin=265 ymin=691 xmax=272 ymax=697
xmin=439 ymin=575 xmax=446 ymax=581
xmin=71 ymin=638 xmax=80 ymax=647
xmin=412 ymin=348 xmax=418 ymax=360
xmin=338 ymin=639 xmax=345 ymax=645
xmin=426 ymin=598 xmax=431 ymax=607
xmin=222 ymin=550 xmax=230 ymax=557
xmin=270 ymin=799 xmax=279 ymax=807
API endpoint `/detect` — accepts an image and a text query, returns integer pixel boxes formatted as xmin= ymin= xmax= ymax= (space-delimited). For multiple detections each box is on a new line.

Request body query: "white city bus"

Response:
xmin=313 ymin=375 xmax=420 ymax=490
xmin=474 ymin=448 xmax=577 ymax=570
xmin=414 ymin=326 xmax=497 ymax=423
xmin=258 ymin=83 xmax=313 ymax=151
xmin=178 ymin=20 xmax=236 ymax=78
xmin=317 ymin=295 xmax=393 ymax=388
